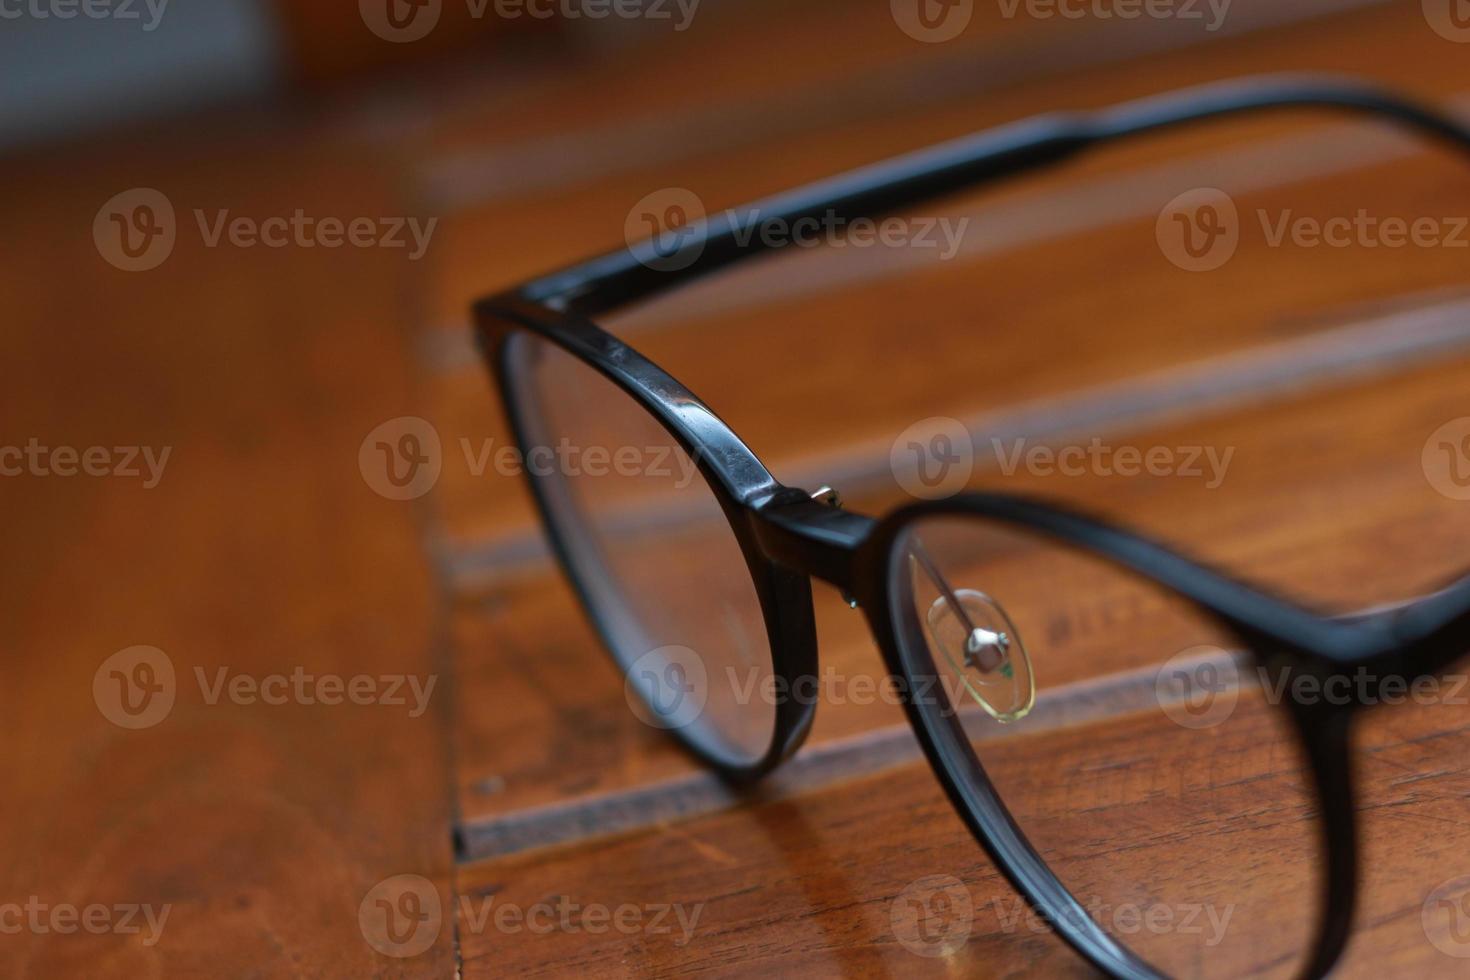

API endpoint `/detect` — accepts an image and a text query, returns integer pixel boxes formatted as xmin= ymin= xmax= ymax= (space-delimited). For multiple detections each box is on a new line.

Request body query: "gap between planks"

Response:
xmin=438 ymin=288 xmax=1470 ymax=594
xmin=456 ymin=648 xmax=1247 ymax=863
xmin=416 ymin=0 xmax=1389 ymax=214
xmin=417 ymin=87 xmax=1470 ymax=372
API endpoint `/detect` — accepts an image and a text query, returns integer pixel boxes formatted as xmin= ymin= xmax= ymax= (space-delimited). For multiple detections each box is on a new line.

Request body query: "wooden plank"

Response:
xmin=1353 ymin=698 xmax=1470 ymax=976
xmin=440 ymin=0 xmax=1470 ymax=855
xmin=402 ymin=2 xmax=1470 ymax=975
xmin=12 ymin=0 xmax=1462 ymax=975
xmin=413 ymin=0 xmax=1391 ymax=211
xmin=452 ymin=347 xmax=1470 ymax=832
xmin=458 ymin=681 xmax=1469 ymax=977
xmin=416 ymin=0 xmax=1442 ymax=330
xmin=0 ymin=126 xmax=457 ymax=974
xmin=456 ymin=687 xmax=1333 ymax=978
xmin=441 ymin=284 xmax=1470 ymax=590
xmin=416 ymin=2 xmax=1470 ymax=559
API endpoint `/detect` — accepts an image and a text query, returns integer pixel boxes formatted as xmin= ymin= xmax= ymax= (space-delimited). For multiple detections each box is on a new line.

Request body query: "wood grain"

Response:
xmin=10 ymin=0 xmax=1464 ymax=976
xmin=428 ymin=2 xmax=1470 ymax=977
xmin=0 ymin=114 xmax=456 ymax=974
xmin=451 ymin=348 xmax=1470 ymax=827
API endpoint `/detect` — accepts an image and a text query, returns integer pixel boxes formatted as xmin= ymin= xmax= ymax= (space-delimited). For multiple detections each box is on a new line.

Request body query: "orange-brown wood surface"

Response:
xmin=9 ymin=0 xmax=1470 ymax=976
xmin=1 ymin=105 xmax=457 ymax=975
xmin=432 ymin=2 xmax=1470 ymax=978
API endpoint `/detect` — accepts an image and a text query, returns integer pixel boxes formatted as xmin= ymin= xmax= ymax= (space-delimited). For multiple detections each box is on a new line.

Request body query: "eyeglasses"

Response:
xmin=473 ymin=75 xmax=1470 ymax=979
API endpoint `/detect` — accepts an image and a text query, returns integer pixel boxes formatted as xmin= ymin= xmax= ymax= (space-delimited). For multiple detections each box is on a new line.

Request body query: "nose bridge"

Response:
xmin=748 ymin=491 xmax=876 ymax=598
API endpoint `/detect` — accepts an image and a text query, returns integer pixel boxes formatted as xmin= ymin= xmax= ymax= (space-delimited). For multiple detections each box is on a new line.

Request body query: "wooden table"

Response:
xmin=6 ymin=0 xmax=1469 ymax=975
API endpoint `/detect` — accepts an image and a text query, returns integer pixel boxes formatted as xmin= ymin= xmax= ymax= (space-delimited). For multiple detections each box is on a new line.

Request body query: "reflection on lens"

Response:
xmin=912 ymin=535 xmax=1035 ymax=722
xmin=505 ymin=333 xmax=775 ymax=766
xmin=889 ymin=515 xmax=1322 ymax=979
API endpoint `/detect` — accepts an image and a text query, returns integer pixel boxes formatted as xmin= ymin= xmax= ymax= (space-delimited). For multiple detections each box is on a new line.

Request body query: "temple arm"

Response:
xmin=513 ymin=74 xmax=1470 ymax=317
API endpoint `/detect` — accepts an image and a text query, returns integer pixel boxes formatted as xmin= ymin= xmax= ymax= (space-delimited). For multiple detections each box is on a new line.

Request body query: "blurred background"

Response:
xmin=7 ymin=1 xmax=1470 ymax=976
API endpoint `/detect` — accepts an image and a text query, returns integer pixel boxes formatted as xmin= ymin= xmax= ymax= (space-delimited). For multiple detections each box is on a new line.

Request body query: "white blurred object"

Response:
xmin=0 ymin=0 xmax=282 ymax=151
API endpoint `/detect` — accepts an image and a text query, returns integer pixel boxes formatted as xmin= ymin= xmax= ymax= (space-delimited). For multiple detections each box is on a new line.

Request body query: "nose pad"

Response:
xmin=925 ymin=589 xmax=1036 ymax=723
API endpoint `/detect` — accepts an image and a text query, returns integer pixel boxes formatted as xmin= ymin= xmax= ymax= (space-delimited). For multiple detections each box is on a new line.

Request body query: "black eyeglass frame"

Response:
xmin=473 ymin=75 xmax=1470 ymax=980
